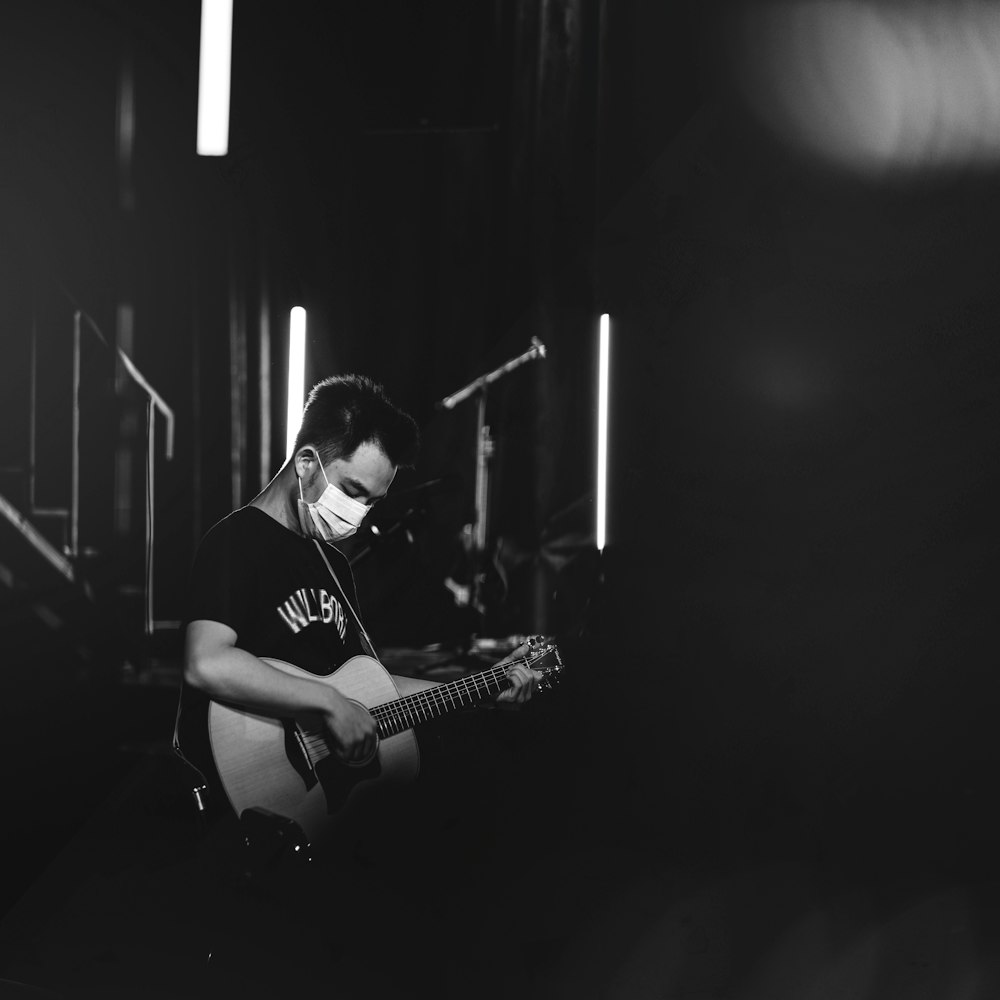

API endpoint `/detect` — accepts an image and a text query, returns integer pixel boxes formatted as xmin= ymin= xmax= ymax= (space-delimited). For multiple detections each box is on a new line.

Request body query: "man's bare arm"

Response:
xmin=184 ymin=619 xmax=377 ymax=763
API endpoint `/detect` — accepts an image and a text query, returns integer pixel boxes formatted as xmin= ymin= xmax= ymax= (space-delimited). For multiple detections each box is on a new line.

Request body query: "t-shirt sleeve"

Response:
xmin=185 ymin=515 xmax=257 ymax=639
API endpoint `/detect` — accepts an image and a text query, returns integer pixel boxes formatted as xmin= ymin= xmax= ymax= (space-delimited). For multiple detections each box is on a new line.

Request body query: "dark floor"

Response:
xmin=3 ymin=640 xmax=1000 ymax=999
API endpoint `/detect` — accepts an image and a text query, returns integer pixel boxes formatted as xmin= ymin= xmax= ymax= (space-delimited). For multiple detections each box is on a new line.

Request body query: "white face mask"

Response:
xmin=296 ymin=453 xmax=371 ymax=542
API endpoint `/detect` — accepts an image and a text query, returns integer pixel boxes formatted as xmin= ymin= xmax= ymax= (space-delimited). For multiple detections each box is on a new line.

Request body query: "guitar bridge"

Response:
xmin=292 ymin=725 xmax=317 ymax=774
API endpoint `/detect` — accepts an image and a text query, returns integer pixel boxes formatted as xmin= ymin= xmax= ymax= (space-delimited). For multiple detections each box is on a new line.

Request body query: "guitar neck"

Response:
xmin=294 ymin=646 xmax=560 ymax=772
xmin=297 ymin=664 xmax=513 ymax=767
xmin=372 ymin=664 xmax=510 ymax=739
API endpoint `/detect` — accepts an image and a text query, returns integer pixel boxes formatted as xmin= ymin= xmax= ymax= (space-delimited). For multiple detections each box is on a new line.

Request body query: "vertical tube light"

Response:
xmin=197 ymin=0 xmax=233 ymax=156
xmin=597 ymin=313 xmax=611 ymax=552
xmin=286 ymin=307 xmax=307 ymax=462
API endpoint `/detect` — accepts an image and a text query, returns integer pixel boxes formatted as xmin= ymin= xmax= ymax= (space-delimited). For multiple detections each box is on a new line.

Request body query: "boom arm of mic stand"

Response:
xmin=437 ymin=337 xmax=547 ymax=410
xmin=434 ymin=337 xmax=547 ymax=626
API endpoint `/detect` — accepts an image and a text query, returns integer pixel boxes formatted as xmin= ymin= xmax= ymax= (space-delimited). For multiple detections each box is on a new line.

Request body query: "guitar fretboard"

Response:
xmin=371 ymin=663 xmax=510 ymax=738
xmin=297 ymin=647 xmax=558 ymax=768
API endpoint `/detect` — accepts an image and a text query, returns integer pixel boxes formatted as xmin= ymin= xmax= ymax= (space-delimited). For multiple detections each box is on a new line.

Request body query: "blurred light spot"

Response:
xmin=755 ymin=353 xmax=834 ymax=407
xmin=743 ymin=347 xmax=838 ymax=409
xmin=116 ymin=55 xmax=136 ymax=211
xmin=735 ymin=1 xmax=1000 ymax=173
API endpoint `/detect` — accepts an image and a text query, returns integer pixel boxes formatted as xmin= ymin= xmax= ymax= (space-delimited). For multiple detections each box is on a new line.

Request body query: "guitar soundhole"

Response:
xmin=345 ymin=736 xmax=380 ymax=768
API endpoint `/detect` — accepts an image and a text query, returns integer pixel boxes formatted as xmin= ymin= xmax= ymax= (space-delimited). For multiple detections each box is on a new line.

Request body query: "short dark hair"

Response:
xmin=293 ymin=374 xmax=419 ymax=468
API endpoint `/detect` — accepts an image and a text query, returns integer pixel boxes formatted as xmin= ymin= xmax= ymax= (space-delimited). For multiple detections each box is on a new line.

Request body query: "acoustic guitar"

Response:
xmin=200 ymin=643 xmax=564 ymax=848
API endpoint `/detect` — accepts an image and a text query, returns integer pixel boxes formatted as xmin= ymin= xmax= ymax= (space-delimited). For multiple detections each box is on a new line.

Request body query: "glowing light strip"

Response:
xmin=597 ymin=313 xmax=610 ymax=552
xmin=286 ymin=307 xmax=306 ymax=462
xmin=196 ymin=0 xmax=233 ymax=156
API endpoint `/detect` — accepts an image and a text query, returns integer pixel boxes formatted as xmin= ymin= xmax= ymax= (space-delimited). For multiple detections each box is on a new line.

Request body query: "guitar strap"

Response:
xmin=312 ymin=538 xmax=378 ymax=659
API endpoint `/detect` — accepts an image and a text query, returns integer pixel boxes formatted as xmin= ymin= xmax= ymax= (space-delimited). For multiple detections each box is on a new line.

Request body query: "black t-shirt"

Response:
xmin=175 ymin=505 xmax=368 ymax=789
xmin=186 ymin=505 xmax=367 ymax=672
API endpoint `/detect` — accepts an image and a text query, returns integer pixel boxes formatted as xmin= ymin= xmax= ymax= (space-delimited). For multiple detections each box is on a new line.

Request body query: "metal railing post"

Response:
xmin=145 ymin=397 xmax=155 ymax=636
xmin=68 ymin=304 xmax=174 ymax=633
xmin=71 ymin=310 xmax=81 ymax=557
xmin=29 ymin=306 xmax=37 ymax=510
xmin=116 ymin=343 xmax=174 ymax=635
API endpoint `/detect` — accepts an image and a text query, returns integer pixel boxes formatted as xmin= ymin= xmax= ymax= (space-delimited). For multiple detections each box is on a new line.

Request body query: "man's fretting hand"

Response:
xmin=495 ymin=638 xmax=544 ymax=706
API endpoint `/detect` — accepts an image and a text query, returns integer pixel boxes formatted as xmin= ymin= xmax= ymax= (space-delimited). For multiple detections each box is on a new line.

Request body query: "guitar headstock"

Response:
xmin=522 ymin=640 xmax=565 ymax=693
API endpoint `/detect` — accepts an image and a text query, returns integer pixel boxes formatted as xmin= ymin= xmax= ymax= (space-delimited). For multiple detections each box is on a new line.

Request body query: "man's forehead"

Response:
xmin=335 ymin=440 xmax=393 ymax=470
xmin=330 ymin=441 xmax=396 ymax=492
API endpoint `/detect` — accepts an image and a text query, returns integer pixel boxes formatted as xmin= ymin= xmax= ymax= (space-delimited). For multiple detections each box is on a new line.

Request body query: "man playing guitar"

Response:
xmin=175 ymin=373 xmax=542 ymax=839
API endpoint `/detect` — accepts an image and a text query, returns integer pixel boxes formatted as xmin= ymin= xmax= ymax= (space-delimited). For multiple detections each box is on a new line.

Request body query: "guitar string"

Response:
xmin=300 ymin=650 xmax=544 ymax=739
xmin=295 ymin=650 xmax=558 ymax=758
xmin=297 ymin=668 xmax=511 ymax=754
xmin=300 ymin=688 xmax=504 ymax=751
xmin=310 ymin=656 xmax=526 ymax=733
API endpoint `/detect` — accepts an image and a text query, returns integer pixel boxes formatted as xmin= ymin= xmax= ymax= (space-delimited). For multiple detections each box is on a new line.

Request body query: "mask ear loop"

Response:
xmin=297 ymin=448 xmax=329 ymax=503
xmin=311 ymin=447 xmax=331 ymax=488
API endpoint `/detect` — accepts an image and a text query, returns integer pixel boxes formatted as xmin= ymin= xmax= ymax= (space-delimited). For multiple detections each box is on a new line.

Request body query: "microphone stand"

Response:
xmin=437 ymin=337 xmax=547 ymax=625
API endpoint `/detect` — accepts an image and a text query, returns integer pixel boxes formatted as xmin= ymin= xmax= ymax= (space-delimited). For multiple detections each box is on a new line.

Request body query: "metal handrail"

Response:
xmin=71 ymin=308 xmax=175 ymax=635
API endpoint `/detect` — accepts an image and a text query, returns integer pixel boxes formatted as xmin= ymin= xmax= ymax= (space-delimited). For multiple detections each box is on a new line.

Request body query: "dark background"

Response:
xmin=3 ymin=1 xmax=1000 ymax=996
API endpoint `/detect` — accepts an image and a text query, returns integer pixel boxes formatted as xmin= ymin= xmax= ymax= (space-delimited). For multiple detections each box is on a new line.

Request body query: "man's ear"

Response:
xmin=293 ymin=446 xmax=318 ymax=480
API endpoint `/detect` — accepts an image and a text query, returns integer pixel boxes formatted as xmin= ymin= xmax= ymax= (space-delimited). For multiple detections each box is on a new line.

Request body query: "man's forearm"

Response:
xmin=185 ymin=644 xmax=344 ymax=719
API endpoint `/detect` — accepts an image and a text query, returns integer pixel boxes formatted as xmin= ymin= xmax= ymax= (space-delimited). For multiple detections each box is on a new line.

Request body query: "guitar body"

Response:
xmin=207 ymin=655 xmax=420 ymax=847
xmin=194 ymin=641 xmax=564 ymax=851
